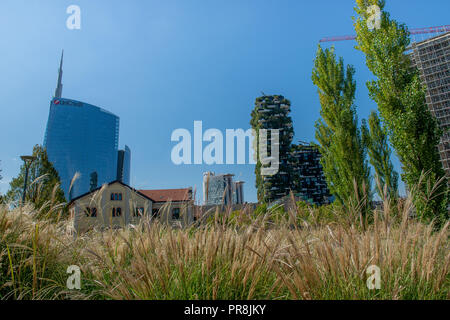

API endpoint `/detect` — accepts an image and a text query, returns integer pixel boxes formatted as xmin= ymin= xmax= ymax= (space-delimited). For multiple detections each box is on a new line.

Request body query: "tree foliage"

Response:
xmin=5 ymin=145 xmax=66 ymax=213
xmin=354 ymin=0 xmax=447 ymax=223
xmin=362 ymin=111 xmax=398 ymax=199
xmin=312 ymin=45 xmax=371 ymax=210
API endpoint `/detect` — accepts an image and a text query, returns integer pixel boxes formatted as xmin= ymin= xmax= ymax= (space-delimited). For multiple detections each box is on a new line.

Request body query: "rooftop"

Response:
xmin=138 ymin=188 xmax=192 ymax=203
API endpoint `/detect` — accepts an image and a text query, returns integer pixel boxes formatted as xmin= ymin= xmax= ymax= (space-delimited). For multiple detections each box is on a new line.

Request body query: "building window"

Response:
xmin=134 ymin=207 xmax=144 ymax=217
xmin=152 ymin=209 xmax=159 ymax=218
xmin=172 ymin=208 xmax=180 ymax=220
xmin=112 ymin=207 xmax=122 ymax=217
xmin=111 ymin=193 xmax=123 ymax=201
xmin=85 ymin=207 xmax=97 ymax=217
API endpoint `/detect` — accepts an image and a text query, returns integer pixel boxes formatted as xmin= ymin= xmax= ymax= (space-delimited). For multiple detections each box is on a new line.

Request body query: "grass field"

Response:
xmin=0 ymin=195 xmax=448 ymax=300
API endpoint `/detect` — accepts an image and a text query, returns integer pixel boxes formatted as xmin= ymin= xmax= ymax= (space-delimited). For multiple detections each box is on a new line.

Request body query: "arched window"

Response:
xmin=84 ymin=207 xmax=97 ymax=217
xmin=112 ymin=207 xmax=122 ymax=217
xmin=134 ymin=207 xmax=144 ymax=217
xmin=111 ymin=193 xmax=123 ymax=201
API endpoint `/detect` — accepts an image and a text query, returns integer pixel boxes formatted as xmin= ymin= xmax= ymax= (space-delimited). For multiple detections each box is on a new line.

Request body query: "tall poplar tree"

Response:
xmin=362 ymin=111 xmax=398 ymax=200
xmin=312 ymin=46 xmax=371 ymax=210
xmin=354 ymin=0 xmax=447 ymax=223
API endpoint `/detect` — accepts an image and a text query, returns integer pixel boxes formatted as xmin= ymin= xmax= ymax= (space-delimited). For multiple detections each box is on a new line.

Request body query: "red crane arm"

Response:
xmin=319 ymin=25 xmax=450 ymax=43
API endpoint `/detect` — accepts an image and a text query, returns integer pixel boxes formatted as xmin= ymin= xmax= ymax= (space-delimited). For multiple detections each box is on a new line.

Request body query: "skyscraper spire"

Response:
xmin=54 ymin=50 xmax=64 ymax=98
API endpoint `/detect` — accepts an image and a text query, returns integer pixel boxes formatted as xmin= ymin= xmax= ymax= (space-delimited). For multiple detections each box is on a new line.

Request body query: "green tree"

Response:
xmin=362 ymin=111 xmax=398 ymax=200
xmin=354 ymin=0 xmax=447 ymax=223
xmin=6 ymin=145 xmax=66 ymax=213
xmin=312 ymin=46 xmax=371 ymax=211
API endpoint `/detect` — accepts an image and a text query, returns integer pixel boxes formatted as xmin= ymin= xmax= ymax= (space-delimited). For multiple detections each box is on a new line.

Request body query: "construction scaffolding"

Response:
xmin=410 ymin=32 xmax=450 ymax=178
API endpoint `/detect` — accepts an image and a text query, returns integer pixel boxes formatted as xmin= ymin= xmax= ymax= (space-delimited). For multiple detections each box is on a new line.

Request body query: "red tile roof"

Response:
xmin=138 ymin=188 xmax=192 ymax=203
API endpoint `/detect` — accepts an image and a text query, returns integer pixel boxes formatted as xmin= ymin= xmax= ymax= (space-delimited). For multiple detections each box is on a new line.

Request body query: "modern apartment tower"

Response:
xmin=290 ymin=142 xmax=330 ymax=205
xmin=410 ymin=32 xmax=450 ymax=177
xmin=203 ymin=172 xmax=244 ymax=205
xmin=44 ymin=51 xmax=131 ymax=199
xmin=250 ymin=95 xmax=294 ymax=203
xmin=250 ymin=94 xmax=332 ymax=205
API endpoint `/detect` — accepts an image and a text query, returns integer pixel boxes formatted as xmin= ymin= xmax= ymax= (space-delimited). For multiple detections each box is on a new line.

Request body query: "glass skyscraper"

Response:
xmin=203 ymin=172 xmax=244 ymax=205
xmin=44 ymin=51 xmax=129 ymax=199
xmin=44 ymin=97 xmax=120 ymax=199
xmin=117 ymin=145 xmax=131 ymax=185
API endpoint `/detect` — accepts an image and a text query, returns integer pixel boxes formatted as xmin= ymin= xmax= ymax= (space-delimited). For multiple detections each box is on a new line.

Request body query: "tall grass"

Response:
xmin=0 ymin=189 xmax=448 ymax=300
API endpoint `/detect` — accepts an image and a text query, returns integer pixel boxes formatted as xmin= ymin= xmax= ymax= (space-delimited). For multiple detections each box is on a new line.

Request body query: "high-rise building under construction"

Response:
xmin=410 ymin=32 xmax=450 ymax=177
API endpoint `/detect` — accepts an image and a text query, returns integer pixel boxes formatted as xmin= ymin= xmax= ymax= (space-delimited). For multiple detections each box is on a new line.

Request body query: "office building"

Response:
xmin=203 ymin=172 xmax=244 ymax=205
xmin=117 ymin=145 xmax=131 ymax=184
xmin=44 ymin=51 xmax=131 ymax=199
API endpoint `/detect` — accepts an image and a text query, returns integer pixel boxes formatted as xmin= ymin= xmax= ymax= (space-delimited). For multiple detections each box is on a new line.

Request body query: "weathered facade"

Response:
xmin=138 ymin=188 xmax=195 ymax=228
xmin=69 ymin=181 xmax=195 ymax=233
xmin=69 ymin=181 xmax=153 ymax=233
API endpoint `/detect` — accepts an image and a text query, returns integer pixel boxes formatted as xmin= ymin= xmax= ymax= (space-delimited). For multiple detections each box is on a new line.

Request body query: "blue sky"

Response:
xmin=0 ymin=0 xmax=448 ymax=203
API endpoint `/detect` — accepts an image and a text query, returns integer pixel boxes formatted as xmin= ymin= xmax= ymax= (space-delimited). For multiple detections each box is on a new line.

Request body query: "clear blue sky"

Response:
xmin=0 ymin=0 xmax=448 ymax=202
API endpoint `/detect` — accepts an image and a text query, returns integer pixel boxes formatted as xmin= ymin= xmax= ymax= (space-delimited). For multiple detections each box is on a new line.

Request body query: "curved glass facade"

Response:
xmin=44 ymin=98 xmax=119 ymax=199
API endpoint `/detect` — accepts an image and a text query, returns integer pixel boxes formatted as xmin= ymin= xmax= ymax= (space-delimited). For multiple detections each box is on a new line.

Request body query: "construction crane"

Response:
xmin=319 ymin=24 xmax=450 ymax=43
